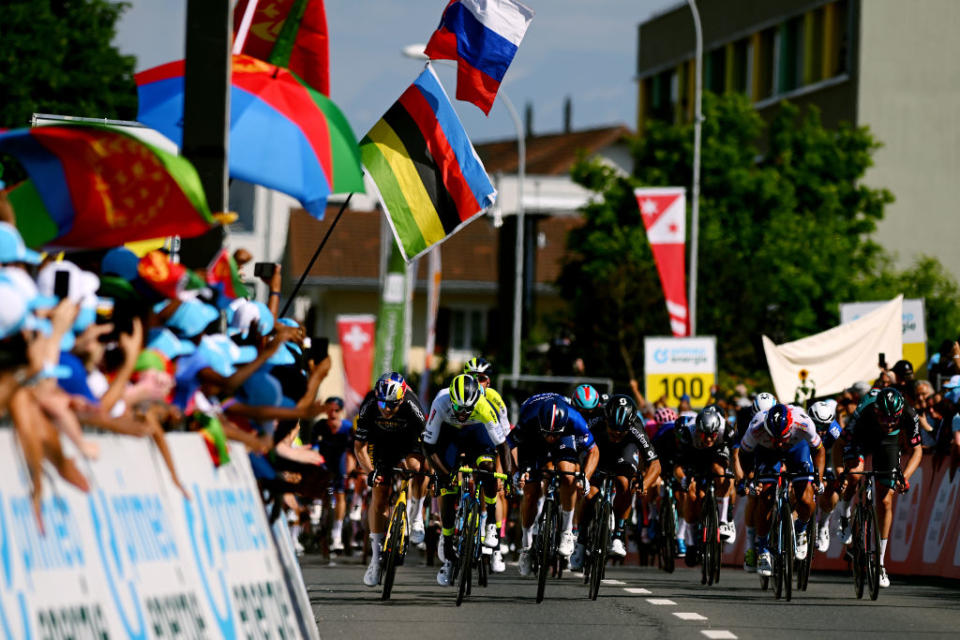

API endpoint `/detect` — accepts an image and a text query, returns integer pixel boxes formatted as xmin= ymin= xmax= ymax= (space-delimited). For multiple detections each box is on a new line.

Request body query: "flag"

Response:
xmin=337 ymin=314 xmax=376 ymax=416
xmin=419 ymin=247 xmax=442 ymax=406
xmin=206 ymin=248 xmax=250 ymax=299
xmin=360 ymin=66 xmax=496 ymax=261
xmin=0 ymin=124 xmax=214 ymax=249
xmin=425 ymin=0 xmax=534 ymax=114
xmin=636 ymin=187 xmax=689 ymax=337
xmin=138 ymin=250 xmax=190 ymax=299
xmin=234 ymin=0 xmax=330 ymax=95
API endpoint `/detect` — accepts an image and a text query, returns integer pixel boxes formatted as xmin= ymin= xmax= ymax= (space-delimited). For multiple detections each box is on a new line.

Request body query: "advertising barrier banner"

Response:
xmin=0 ymin=430 xmax=316 ymax=639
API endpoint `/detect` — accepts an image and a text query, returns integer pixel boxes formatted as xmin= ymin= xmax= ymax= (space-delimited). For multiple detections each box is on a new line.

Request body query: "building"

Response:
xmin=635 ymin=0 xmax=960 ymax=277
xmin=279 ymin=125 xmax=633 ymax=401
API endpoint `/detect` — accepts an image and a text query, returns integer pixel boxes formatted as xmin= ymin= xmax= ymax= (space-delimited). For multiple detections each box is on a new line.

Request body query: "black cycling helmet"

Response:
xmin=695 ymin=406 xmax=723 ymax=436
xmin=605 ymin=394 xmax=636 ymax=432
xmin=874 ymin=387 xmax=904 ymax=426
xmin=537 ymin=400 xmax=568 ymax=434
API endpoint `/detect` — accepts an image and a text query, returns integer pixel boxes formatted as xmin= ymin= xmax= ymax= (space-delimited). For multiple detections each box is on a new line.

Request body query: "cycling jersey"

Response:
xmin=675 ymin=417 xmax=734 ymax=472
xmin=481 ymin=386 xmax=510 ymax=424
xmin=589 ymin=413 xmax=658 ymax=467
xmin=740 ymin=405 xmax=821 ymax=453
xmin=841 ymin=398 xmax=920 ymax=483
xmin=423 ymin=389 xmax=508 ymax=447
xmin=313 ymin=418 xmax=354 ymax=490
xmin=510 ymin=392 xmax=595 ymax=451
xmin=355 ymin=390 xmax=426 ymax=466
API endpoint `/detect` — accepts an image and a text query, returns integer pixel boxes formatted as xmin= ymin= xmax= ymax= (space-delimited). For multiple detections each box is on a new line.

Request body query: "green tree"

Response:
xmin=1 ymin=0 xmax=137 ymax=178
xmin=561 ymin=92 xmax=960 ymax=382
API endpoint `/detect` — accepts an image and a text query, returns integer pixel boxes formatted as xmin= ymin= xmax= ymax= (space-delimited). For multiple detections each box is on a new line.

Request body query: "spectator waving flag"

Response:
xmin=425 ymin=0 xmax=534 ymax=115
xmin=360 ymin=66 xmax=496 ymax=262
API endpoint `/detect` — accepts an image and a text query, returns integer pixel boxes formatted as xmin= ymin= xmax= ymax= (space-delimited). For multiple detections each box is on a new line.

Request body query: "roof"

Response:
xmin=286 ymin=208 xmax=584 ymax=286
xmin=475 ymin=125 xmax=633 ymax=176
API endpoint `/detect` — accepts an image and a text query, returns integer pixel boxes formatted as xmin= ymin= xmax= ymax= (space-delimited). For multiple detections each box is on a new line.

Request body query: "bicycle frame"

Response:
xmin=380 ymin=468 xmax=432 ymax=601
xmin=694 ymin=472 xmax=734 ymax=587
xmin=451 ymin=464 xmax=508 ymax=606
xmin=584 ymin=471 xmax=617 ymax=600
xmin=533 ymin=467 xmax=581 ymax=604
xmin=844 ymin=469 xmax=897 ymax=601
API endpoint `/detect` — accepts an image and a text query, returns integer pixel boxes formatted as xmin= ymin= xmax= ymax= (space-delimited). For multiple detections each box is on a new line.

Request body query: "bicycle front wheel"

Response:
xmin=456 ymin=502 xmax=478 ymax=607
xmin=852 ymin=509 xmax=865 ymax=599
xmin=781 ymin=504 xmax=794 ymax=602
xmin=380 ymin=506 xmax=406 ymax=601
xmin=771 ymin=506 xmax=783 ymax=600
xmin=866 ymin=503 xmax=881 ymax=601
xmin=589 ymin=500 xmax=611 ymax=600
xmin=537 ymin=499 xmax=556 ymax=604
xmin=659 ymin=498 xmax=676 ymax=574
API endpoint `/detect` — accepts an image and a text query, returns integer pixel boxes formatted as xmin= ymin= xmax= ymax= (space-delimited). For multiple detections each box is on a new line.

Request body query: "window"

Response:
xmin=649 ymin=69 xmax=675 ymax=121
xmin=228 ymin=179 xmax=256 ymax=232
xmin=445 ymin=308 xmax=487 ymax=352
xmin=754 ymin=28 xmax=776 ymax=100
xmin=732 ymin=38 xmax=749 ymax=94
xmin=706 ymin=47 xmax=726 ymax=93
xmin=778 ymin=16 xmax=803 ymax=93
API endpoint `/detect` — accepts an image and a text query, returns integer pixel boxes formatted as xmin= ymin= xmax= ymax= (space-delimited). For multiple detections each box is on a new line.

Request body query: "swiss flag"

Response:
xmin=336 ymin=314 xmax=376 ymax=416
xmin=636 ymin=187 xmax=689 ymax=336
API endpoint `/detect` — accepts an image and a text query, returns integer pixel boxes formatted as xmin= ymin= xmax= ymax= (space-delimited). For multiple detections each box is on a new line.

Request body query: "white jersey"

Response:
xmin=741 ymin=404 xmax=821 ymax=453
xmin=423 ymin=389 xmax=509 ymax=446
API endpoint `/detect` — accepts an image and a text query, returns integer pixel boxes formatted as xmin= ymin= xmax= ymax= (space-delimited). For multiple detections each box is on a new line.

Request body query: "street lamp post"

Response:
xmin=402 ymin=45 xmax=526 ymax=379
xmin=687 ymin=0 xmax=703 ymax=336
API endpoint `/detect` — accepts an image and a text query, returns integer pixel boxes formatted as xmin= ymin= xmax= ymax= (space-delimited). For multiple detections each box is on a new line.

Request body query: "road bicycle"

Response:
xmin=450 ymin=462 xmax=509 ymax=606
xmin=763 ymin=468 xmax=813 ymax=602
xmin=378 ymin=468 xmax=433 ymax=601
xmin=656 ymin=477 xmax=680 ymax=574
xmin=531 ymin=467 xmax=582 ymax=604
xmin=582 ymin=470 xmax=617 ymax=600
xmin=695 ymin=471 xmax=735 ymax=587
xmin=844 ymin=469 xmax=899 ymax=601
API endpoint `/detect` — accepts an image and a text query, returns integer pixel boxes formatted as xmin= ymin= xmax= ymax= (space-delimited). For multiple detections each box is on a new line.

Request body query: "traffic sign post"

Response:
xmin=644 ymin=336 xmax=717 ymax=409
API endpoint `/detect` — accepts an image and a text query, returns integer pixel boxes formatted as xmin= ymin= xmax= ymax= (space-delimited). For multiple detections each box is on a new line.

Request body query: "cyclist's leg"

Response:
xmin=836 ymin=453 xmax=864 ymax=543
xmin=330 ymin=451 xmax=348 ymax=550
xmin=872 ymin=437 xmax=901 ymax=575
xmin=786 ymin=441 xmax=815 ymax=544
xmin=551 ymin=436 xmax=581 ymax=554
xmin=612 ymin=442 xmax=640 ymax=547
xmin=752 ymin=449 xmax=778 ymax=565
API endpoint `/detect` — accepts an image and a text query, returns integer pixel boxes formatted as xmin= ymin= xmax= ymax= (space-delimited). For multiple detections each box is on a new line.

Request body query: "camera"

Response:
xmin=253 ymin=262 xmax=278 ymax=280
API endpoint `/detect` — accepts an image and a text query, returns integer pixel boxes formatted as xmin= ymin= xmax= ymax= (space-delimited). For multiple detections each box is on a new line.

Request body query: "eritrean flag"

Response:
xmin=0 ymin=124 xmax=214 ymax=249
xmin=234 ymin=0 xmax=329 ymax=96
xmin=360 ymin=66 xmax=496 ymax=262
xmin=206 ymin=247 xmax=250 ymax=300
xmin=136 ymin=55 xmax=364 ymax=219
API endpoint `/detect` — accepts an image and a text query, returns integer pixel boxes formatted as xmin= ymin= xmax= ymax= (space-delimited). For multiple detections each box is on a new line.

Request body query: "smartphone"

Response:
xmin=879 ymin=352 xmax=887 ymax=369
xmin=53 ymin=270 xmax=70 ymax=299
xmin=253 ymin=262 xmax=277 ymax=280
xmin=309 ymin=337 xmax=329 ymax=362
xmin=95 ymin=297 xmax=115 ymax=322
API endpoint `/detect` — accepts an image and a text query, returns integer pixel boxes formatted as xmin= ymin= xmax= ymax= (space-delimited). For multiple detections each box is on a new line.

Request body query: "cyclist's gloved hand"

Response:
xmin=367 ymin=469 xmax=383 ymax=488
xmin=580 ymin=475 xmax=590 ymax=495
xmin=513 ymin=470 xmax=529 ymax=490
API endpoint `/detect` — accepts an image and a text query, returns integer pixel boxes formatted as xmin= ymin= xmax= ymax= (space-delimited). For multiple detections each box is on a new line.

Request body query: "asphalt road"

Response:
xmin=303 ymin=553 xmax=960 ymax=640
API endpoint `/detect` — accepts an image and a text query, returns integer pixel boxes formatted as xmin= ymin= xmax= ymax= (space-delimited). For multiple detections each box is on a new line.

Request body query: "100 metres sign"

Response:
xmin=644 ymin=336 xmax=717 ymax=409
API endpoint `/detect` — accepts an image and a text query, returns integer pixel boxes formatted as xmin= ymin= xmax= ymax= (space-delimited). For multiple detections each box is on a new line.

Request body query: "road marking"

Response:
xmin=646 ymin=598 xmax=676 ymax=605
xmin=674 ymin=612 xmax=707 ymax=621
xmin=701 ymin=631 xmax=737 ymax=639
xmin=624 ymin=587 xmax=651 ymax=594
xmin=602 ymin=579 xmax=626 ymax=585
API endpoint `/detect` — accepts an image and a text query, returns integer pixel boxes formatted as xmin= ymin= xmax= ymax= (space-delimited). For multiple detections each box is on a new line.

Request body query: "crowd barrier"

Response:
xmin=0 ymin=430 xmax=320 ymax=639
xmin=720 ymin=454 xmax=960 ymax=579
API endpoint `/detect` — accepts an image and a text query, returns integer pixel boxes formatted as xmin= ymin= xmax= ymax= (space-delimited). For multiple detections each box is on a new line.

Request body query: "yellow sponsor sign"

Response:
xmin=644 ymin=373 xmax=716 ymax=409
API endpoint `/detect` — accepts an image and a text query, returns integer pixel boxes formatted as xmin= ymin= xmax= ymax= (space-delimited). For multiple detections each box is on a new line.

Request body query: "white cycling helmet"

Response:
xmin=809 ymin=399 xmax=837 ymax=427
xmin=752 ymin=392 xmax=776 ymax=415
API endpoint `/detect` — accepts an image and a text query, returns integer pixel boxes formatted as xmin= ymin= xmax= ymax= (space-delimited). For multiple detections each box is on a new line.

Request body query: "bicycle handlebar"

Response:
xmin=457 ymin=465 xmax=510 ymax=482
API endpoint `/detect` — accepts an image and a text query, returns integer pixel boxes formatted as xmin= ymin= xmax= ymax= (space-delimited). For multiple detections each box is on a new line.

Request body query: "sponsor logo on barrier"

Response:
xmin=923 ymin=470 xmax=960 ymax=563
xmin=890 ymin=468 xmax=923 ymax=563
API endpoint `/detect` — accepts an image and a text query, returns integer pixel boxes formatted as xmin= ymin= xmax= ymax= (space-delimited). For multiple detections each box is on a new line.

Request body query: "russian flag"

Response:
xmin=425 ymin=0 xmax=534 ymax=115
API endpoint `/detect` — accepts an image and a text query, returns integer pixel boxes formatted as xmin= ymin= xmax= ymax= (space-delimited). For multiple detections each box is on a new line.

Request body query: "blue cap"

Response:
xmin=240 ymin=370 xmax=283 ymax=407
xmin=146 ymin=327 xmax=196 ymax=359
xmin=227 ymin=299 xmax=274 ymax=338
xmin=196 ymin=334 xmax=257 ymax=377
xmin=0 ymin=267 xmax=58 ymax=311
xmin=101 ymin=247 xmax=140 ymax=280
xmin=0 ymin=223 xmax=41 ymax=265
xmin=0 ymin=281 xmax=28 ymax=339
xmin=166 ymin=299 xmax=220 ymax=338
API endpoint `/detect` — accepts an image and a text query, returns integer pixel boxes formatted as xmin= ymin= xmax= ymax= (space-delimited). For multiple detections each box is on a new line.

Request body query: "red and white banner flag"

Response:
xmin=337 ymin=314 xmax=376 ymax=416
xmin=635 ymin=187 xmax=689 ymax=336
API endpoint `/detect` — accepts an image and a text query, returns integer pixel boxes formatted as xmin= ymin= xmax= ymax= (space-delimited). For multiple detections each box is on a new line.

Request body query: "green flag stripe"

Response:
xmin=267 ymin=0 xmax=308 ymax=67
xmin=8 ymin=180 xmax=58 ymax=248
xmin=298 ymin=75 xmax=365 ymax=194
xmin=360 ymin=135 xmax=428 ymax=257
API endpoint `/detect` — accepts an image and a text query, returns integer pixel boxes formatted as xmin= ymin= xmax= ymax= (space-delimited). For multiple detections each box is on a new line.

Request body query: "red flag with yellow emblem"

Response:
xmin=0 ymin=124 xmax=215 ymax=250
xmin=234 ymin=0 xmax=330 ymax=95
xmin=206 ymin=248 xmax=250 ymax=299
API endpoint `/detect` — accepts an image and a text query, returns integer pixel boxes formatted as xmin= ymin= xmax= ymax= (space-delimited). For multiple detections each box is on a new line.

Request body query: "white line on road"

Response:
xmin=674 ymin=612 xmax=707 ymax=621
xmin=646 ymin=598 xmax=676 ymax=605
xmin=701 ymin=631 xmax=737 ymax=639
xmin=602 ymin=579 xmax=626 ymax=585
xmin=624 ymin=587 xmax=651 ymax=594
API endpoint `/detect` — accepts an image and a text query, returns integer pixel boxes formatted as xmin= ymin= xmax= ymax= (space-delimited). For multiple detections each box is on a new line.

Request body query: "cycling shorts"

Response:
xmin=433 ymin=422 xmax=498 ymax=473
xmin=843 ymin=432 xmax=901 ymax=488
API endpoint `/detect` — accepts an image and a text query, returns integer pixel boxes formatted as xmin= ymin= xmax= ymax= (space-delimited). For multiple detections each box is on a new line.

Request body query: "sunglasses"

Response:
xmin=377 ymin=400 xmax=400 ymax=412
xmin=475 ymin=373 xmax=490 ymax=383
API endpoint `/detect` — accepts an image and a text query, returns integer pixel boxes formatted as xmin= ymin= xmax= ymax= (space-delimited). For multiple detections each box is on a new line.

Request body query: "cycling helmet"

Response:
xmin=537 ymin=400 xmax=568 ymax=434
xmin=809 ymin=400 xmax=836 ymax=430
xmin=572 ymin=384 xmax=601 ymax=411
xmin=763 ymin=404 xmax=791 ymax=446
xmin=449 ymin=374 xmax=481 ymax=418
xmin=752 ymin=392 xmax=776 ymax=415
xmin=695 ymin=406 xmax=723 ymax=436
xmin=606 ymin=394 xmax=636 ymax=432
xmin=463 ymin=357 xmax=493 ymax=379
xmin=375 ymin=372 xmax=406 ymax=404
xmin=675 ymin=415 xmax=694 ymax=447
xmin=874 ymin=387 xmax=904 ymax=425
xmin=654 ymin=406 xmax=678 ymax=425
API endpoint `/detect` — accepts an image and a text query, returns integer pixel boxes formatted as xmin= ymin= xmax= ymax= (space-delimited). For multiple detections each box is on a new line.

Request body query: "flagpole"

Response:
xmin=280 ymin=192 xmax=354 ymax=317
xmin=233 ymin=0 xmax=260 ymax=54
xmin=687 ymin=0 xmax=703 ymax=336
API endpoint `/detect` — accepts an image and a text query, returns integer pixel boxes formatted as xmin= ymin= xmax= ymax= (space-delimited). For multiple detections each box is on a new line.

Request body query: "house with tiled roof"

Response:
xmin=276 ymin=124 xmax=633 ymax=401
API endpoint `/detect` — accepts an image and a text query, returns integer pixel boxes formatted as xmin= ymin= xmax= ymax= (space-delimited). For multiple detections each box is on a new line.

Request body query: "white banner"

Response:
xmin=0 ymin=430 xmax=314 ymax=639
xmin=763 ymin=295 xmax=903 ymax=401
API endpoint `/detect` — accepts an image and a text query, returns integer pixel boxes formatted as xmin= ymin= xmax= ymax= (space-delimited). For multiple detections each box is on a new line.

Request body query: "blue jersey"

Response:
xmin=512 ymin=392 xmax=595 ymax=452
xmin=820 ymin=420 xmax=843 ymax=450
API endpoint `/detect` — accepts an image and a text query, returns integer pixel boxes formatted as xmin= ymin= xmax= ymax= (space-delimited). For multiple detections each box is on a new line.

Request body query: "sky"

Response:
xmin=113 ymin=0 xmax=679 ymax=144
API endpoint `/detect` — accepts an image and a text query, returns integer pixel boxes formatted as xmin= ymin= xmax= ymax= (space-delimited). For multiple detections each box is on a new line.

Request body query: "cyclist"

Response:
xmin=312 ymin=396 xmax=355 ymax=552
xmin=732 ymin=392 xmax=776 ymax=572
xmin=808 ymin=399 xmax=844 ymax=552
xmin=354 ymin=372 xmax=428 ymax=587
xmin=572 ymin=394 xmax=660 ymax=569
xmin=463 ymin=356 xmax=509 ymax=573
xmin=648 ymin=407 xmax=689 ymax=557
xmin=835 ymin=387 xmax=922 ymax=588
xmin=570 ymin=383 xmax=609 ymax=422
xmin=674 ymin=405 xmax=737 ymax=566
xmin=511 ymin=392 xmax=598 ymax=576
xmin=738 ymin=403 xmax=826 ymax=578
xmin=423 ymin=374 xmax=515 ymax=586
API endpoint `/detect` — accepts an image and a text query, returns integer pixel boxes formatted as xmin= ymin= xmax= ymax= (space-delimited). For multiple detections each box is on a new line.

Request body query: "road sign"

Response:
xmin=644 ymin=336 xmax=717 ymax=408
